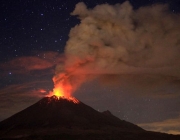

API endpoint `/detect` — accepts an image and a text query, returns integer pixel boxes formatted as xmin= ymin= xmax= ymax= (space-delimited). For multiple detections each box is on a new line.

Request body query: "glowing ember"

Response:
xmin=48 ymin=91 xmax=79 ymax=104
xmin=51 ymin=95 xmax=79 ymax=104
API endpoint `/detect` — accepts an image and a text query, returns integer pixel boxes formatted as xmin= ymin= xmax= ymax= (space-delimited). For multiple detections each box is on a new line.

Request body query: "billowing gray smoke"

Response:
xmin=54 ymin=1 xmax=180 ymax=94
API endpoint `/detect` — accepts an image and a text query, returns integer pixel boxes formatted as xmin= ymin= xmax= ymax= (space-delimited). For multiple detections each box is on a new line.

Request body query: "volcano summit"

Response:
xmin=0 ymin=96 xmax=180 ymax=140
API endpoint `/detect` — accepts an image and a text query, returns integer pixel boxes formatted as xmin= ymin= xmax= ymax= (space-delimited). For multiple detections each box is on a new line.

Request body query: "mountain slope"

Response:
xmin=0 ymin=96 xmax=142 ymax=131
xmin=0 ymin=95 xmax=180 ymax=140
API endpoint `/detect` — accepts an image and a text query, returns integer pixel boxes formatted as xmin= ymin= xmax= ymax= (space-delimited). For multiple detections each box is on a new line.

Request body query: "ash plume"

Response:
xmin=54 ymin=1 xmax=180 ymax=94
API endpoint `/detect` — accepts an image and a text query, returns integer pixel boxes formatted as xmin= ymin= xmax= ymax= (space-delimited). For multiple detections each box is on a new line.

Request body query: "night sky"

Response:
xmin=1 ymin=0 xmax=180 ymax=135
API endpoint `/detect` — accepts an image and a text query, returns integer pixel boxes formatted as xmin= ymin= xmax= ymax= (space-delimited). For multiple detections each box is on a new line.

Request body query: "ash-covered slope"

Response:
xmin=0 ymin=95 xmax=142 ymax=131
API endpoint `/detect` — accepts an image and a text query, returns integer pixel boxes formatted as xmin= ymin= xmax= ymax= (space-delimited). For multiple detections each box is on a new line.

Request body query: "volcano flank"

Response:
xmin=0 ymin=96 xmax=180 ymax=140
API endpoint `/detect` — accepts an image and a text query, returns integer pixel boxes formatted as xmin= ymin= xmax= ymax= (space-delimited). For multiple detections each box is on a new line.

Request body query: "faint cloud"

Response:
xmin=99 ymin=74 xmax=180 ymax=98
xmin=0 ymin=51 xmax=65 ymax=75
xmin=0 ymin=80 xmax=52 ymax=98
xmin=138 ymin=116 xmax=180 ymax=135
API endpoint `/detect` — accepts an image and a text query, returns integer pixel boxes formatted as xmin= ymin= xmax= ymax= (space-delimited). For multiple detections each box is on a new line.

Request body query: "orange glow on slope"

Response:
xmin=48 ymin=73 xmax=79 ymax=104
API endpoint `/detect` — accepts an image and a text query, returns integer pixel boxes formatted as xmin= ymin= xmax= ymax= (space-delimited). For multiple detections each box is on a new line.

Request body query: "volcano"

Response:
xmin=0 ymin=96 xmax=180 ymax=140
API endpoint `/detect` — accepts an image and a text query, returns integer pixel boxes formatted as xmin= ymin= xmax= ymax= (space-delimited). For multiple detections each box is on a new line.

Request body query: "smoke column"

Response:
xmin=53 ymin=1 xmax=180 ymax=96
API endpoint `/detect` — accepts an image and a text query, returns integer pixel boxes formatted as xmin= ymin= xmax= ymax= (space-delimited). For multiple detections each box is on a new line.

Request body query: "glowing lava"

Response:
xmin=48 ymin=74 xmax=79 ymax=104
xmin=48 ymin=87 xmax=79 ymax=104
xmin=53 ymin=86 xmax=65 ymax=97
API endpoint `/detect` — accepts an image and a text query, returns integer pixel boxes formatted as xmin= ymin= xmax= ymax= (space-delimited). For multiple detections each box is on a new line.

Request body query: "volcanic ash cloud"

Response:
xmin=54 ymin=1 xmax=180 ymax=94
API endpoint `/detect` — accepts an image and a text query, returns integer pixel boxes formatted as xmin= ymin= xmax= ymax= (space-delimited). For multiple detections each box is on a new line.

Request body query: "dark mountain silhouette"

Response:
xmin=0 ymin=95 xmax=180 ymax=140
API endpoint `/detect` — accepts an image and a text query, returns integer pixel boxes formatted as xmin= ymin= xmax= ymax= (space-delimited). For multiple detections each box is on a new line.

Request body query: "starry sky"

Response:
xmin=1 ymin=0 xmax=180 ymax=135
